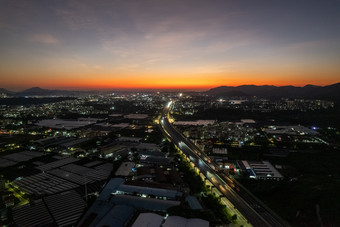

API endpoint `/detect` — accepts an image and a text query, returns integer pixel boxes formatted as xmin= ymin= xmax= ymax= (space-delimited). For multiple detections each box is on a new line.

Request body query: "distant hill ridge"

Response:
xmin=1 ymin=83 xmax=340 ymax=100
xmin=0 ymin=87 xmax=91 ymax=97
xmin=0 ymin=88 xmax=14 ymax=95
xmin=206 ymin=82 xmax=340 ymax=100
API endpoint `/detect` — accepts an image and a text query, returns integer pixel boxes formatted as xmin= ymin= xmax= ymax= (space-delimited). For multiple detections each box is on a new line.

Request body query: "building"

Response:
xmin=239 ymin=160 xmax=283 ymax=180
xmin=78 ymin=178 xmax=182 ymax=227
xmin=174 ymin=120 xmax=215 ymax=126
xmin=124 ymin=114 xmax=148 ymax=119
xmin=163 ymin=216 xmax=209 ymax=227
xmin=101 ymin=144 xmax=128 ymax=158
xmin=133 ymin=143 xmax=160 ymax=152
xmin=115 ymin=162 xmax=135 ymax=176
xmin=13 ymin=190 xmax=86 ymax=227
xmin=131 ymin=213 xmax=164 ymax=227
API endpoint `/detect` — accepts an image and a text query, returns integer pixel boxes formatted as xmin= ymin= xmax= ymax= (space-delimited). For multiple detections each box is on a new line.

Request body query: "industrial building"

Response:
xmin=239 ymin=160 xmax=283 ymax=180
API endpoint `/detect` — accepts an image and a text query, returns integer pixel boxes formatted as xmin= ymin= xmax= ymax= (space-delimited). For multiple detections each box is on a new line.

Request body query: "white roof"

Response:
xmin=35 ymin=119 xmax=94 ymax=129
xmin=124 ymin=114 xmax=148 ymax=119
xmin=111 ymin=123 xmax=130 ymax=128
xmin=174 ymin=120 xmax=215 ymax=126
xmin=241 ymin=119 xmax=256 ymax=123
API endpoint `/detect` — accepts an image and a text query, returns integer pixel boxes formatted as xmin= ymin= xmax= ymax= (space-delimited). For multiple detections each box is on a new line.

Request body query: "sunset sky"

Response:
xmin=1 ymin=0 xmax=340 ymax=91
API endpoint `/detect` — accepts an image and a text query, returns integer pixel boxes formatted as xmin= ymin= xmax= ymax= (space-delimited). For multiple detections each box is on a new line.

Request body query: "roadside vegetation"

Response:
xmin=171 ymin=150 xmax=233 ymax=225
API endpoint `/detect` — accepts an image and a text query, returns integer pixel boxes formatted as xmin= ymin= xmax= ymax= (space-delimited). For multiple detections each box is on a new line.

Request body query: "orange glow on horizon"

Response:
xmin=2 ymin=71 xmax=339 ymax=91
xmin=7 ymin=79 xmax=340 ymax=91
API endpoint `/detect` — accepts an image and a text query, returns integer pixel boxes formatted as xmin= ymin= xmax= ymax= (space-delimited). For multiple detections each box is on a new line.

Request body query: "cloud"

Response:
xmin=56 ymin=8 xmax=98 ymax=31
xmin=30 ymin=33 xmax=59 ymax=45
xmin=283 ymin=40 xmax=336 ymax=52
xmin=93 ymin=64 xmax=102 ymax=70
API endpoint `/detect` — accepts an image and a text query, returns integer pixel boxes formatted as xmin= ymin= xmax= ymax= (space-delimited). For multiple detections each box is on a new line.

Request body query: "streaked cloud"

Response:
xmin=30 ymin=33 xmax=59 ymax=45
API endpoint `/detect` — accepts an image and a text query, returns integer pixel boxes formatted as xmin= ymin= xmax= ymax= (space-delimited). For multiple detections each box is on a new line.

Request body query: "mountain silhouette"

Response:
xmin=206 ymin=82 xmax=340 ymax=101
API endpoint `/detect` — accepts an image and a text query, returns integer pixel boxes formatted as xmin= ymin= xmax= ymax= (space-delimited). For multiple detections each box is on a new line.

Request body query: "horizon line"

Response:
xmin=2 ymin=82 xmax=339 ymax=92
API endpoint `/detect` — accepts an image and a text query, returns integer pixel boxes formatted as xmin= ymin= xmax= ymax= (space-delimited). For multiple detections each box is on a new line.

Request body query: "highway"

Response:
xmin=159 ymin=101 xmax=289 ymax=227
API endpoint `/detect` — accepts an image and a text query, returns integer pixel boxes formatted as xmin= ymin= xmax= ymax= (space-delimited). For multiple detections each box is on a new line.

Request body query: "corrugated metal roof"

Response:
xmin=44 ymin=190 xmax=86 ymax=227
xmin=12 ymin=200 xmax=55 ymax=227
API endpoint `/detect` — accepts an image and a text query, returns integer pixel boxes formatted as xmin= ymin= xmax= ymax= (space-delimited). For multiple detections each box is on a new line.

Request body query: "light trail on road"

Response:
xmin=160 ymin=101 xmax=289 ymax=227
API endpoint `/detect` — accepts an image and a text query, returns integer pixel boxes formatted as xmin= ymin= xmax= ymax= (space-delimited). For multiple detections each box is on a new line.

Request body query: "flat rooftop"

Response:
xmin=115 ymin=162 xmax=135 ymax=176
xmin=36 ymin=119 xmax=96 ymax=129
xmin=132 ymin=213 xmax=164 ymax=227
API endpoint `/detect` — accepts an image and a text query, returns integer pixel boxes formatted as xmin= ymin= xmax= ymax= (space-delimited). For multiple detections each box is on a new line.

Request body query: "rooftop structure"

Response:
xmin=139 ymin=150 xmax=165 ymax=157
xmin=93 ymin=204 xmax=136 ymax=227
xmin=264 ymin=125 xmax=318 ymax=135
xmin=241 ymin=119 xmax=256 ymax=124
xmin=35 ymin=157 xmax=79 ymax=172
xmin=12 ymin=199 xmax=54 ymax=227
xmin=14 ymin=172 xmax=79 ymax=196
xmin=112 ymin=194 xmax=180 ymax=211
xmin=48 ymin=168 xmax=94 ymax=185
xmin=14 ymin=159 xmax=112 ymax=196
xmin=116 ymin=184 xmax=182 ymax=200
xmin=124 ymin=114 xmax=149 ymax=119
xmin=132 ymin=213 xmax=164 ymax=227
xmin=212 ymin=148 xmax=228 ymax=155
xmin=83 ymin=160 xmax=103 ymax=167
xmin=78 ymin=176 xmax=182 ymax=227
xmin=140 ymin=156 xmax=170 ymax=165
xmin=111 ymin=123 xmax=130 ymax=128
xmin=0 ymin=151 xmax=44 ymax=168
xmin=115 ymin=162 xmax=135 ymax=176
xmin=58 ymin=138 xmax=87 ymax=148
xmin=174 ymin=120 xmax=215 ymax=126
xmin=77 ymin=201 xmax=136 ymax=227
xmin=36 ymin=119 xmax=96 ymax=129
xmin=0 ymin=158 xmax=16 ymax=168
xmin=134 ymin=143 xmax=160 ymax=152
xmin=13 ymin=190 xmax=86 ymax=227
xmin=109 ymin=113 xmax=123 ymax=117
xmin=186 ymin=196 xmax=202 ymax=210
xmin=60 ymin=163 xmax=113 ymax=181
xmin=229 ymin=100 xmax=247 ymax=105
xmin=97 ymin=178 xmax=124 ymax=201
xmin=101 ymin=144 xmax=128 ymax=158
xmin=117 ymin=136 xmax=142 ymax=142
xmin=43 ymin=190 xmax=86 ymax=227
xmin=163 ymin=216 xmax=209 ymax=227
xmin=240 ymin=160 xmax=283 ymax=180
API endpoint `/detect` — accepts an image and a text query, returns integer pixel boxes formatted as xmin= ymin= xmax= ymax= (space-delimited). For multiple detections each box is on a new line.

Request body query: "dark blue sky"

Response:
xmin=1 ymin=0 xmax=339 ymax=90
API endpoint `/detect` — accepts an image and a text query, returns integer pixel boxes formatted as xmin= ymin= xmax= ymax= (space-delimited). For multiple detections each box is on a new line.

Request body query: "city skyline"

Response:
xmin=1 ymin=0 xmax=340 ymax=90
